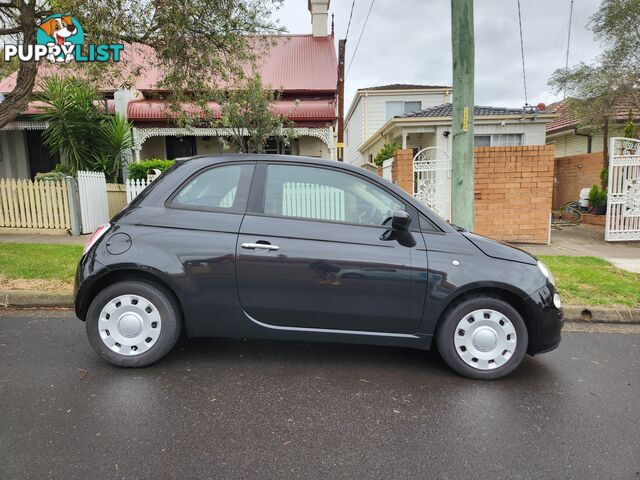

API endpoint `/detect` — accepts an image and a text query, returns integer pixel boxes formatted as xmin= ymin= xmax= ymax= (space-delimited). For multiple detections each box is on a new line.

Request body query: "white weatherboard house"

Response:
xmin=344 ymin=83 xmax=555 ymax=167
xmin=344 ymin=84 xmax=452 ymax=166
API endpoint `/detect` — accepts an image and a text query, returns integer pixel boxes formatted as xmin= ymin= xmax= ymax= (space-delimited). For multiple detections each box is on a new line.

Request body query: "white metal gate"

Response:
xmin=606 ymin=138 xmax=640 ymax=242
xmin=413 ymin=147 xmax=452 ymax=221
xmin=77 ymin=171 xmax=109 ymax=234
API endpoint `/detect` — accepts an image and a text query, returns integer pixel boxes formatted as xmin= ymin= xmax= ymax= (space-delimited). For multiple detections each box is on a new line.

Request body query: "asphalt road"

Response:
xmin=1 ymin=310 xmax=639 ymax=480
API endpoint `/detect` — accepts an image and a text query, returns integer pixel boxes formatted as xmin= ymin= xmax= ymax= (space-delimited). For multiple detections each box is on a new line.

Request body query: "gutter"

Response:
xmin=574 ymin=128 xmax=593 ymax=153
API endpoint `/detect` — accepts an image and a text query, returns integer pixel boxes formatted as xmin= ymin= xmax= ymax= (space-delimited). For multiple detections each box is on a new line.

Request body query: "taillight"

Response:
xmin=83 ymin=223 xmax=111 ymax=255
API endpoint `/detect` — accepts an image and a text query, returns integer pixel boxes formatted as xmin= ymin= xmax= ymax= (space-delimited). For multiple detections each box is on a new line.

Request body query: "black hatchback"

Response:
xmin=75 ymin=155 xmax=563 ymax=379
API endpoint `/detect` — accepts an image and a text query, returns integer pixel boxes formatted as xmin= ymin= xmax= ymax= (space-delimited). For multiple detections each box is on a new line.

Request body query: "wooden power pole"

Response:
xmin=337 ymin=39 xmax=346 ymax=161
xmin=451 ymin=0 xmax=475 ymax=231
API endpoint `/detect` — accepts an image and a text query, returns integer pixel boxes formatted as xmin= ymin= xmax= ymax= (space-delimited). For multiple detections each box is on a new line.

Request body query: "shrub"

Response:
xmin=373 ymin=143 xmax=400 ymax=167
xmin=588 ymin=184 xmax=607 ymax=208
xmin=127 ymin=159 xmax=175 ymax=180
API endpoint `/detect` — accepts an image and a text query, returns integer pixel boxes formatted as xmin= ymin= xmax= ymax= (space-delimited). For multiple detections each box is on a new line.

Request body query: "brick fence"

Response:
xmin=388 ymin=145 xmax=555 ymax=244
xmin=552 ymin=152 xmax=604 ymax=209
xmin=474 ymin=145 xmax=554 ymax=244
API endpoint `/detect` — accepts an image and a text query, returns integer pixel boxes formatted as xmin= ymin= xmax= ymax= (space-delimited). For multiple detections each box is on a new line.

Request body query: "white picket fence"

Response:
xmin=77 ymin=171 xmax=109 ymax=234
xmin=126 ymin=178 xmax=152 ymax=203
xmin=282 ymin=182 xmax=345 ymax=221
xmin=0 ymin=178 xmax=71 ymax=230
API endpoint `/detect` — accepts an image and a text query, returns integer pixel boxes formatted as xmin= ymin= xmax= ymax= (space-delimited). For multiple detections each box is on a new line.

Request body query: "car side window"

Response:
xmin=172 ymin=164 xmax=251 ymax=212
xmin=263 ymin=164 xmax=404 ymax=226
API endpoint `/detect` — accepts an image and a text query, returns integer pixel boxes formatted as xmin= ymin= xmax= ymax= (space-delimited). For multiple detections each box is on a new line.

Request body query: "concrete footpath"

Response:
xmin=519 ymin=224 xmax=640 ymax=273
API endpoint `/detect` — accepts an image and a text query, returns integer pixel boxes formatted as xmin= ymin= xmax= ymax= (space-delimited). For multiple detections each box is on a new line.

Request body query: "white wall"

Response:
xmin=298 ymin=136 xmax=328 ymax=158
xmin=140 ymin=136 xmax=166 ymax=160
xmin=547 ymin=131 xmax=605 ymax=158
xmin=0 ymin=131 xmax=29 ymax=179
xmin=345 ymin=100 xmax=364 ymax=165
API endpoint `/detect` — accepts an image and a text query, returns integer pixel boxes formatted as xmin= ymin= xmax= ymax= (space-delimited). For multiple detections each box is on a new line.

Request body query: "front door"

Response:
xmin=236 ymin=163 xmax=427 ymax=334
xmin=166 ymin=136 xmax=196 ymax=159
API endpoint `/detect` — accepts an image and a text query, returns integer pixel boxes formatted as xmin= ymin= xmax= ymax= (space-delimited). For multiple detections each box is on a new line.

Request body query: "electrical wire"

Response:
xmin=516 ymin=0 xmax=528 ymax=106
xmin=345 ymin=0 xmax=356 ymax=41
xmin=346 ymin=0 xmax=375 ymax=78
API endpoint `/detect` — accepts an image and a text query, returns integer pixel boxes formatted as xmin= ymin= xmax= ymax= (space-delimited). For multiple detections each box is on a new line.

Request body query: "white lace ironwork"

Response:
xmin=131 ymin=126 xmax=335 ymax=161
xmin=413 ymin=147 xmax=452 ymax=221
xmin=605 ymin=137 xmax=640 ymax=242
xmin=1 ymin=121 xmax=48 ymax=130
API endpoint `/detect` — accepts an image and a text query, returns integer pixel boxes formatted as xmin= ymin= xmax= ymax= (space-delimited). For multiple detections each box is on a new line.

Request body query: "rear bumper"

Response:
xmin=525 ymin=283 xmax=564 ymax=355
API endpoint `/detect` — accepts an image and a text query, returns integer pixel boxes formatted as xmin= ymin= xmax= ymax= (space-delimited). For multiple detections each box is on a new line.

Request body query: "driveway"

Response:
xmin=1 ymin=310 xmax=639 ymax=479
xmin=521 ymin=224 xmax=640 ymax=273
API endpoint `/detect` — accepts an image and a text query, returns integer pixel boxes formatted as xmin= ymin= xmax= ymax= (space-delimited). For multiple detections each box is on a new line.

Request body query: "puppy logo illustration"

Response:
xmin=36 ymin=14 xmax=84 ymax=63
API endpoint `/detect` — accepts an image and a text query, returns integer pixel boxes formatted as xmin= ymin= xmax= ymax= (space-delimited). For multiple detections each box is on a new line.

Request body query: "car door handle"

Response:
xmin=241 ymin=242 xmax=280 ymax=251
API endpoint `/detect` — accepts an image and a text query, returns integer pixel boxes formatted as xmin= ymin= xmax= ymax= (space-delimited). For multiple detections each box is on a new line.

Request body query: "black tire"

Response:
xmin=86 ymin=280 xmax=182 ymax=367
xmin=435 ymin=297 xmax=528 ymax=380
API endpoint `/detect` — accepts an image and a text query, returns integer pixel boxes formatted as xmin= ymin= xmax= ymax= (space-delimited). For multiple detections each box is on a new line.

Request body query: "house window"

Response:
xmin=386 ymin=101 xmax=423 ymax=120
xmin=386 ymin=101 xmax=404 ymax=120
xmin=404 ymin=101 xmax=421 ymax=114
xmin=474 ymin=134 xmax=523 ymax=147
xmin=474 ymin=135 xmax=491 ymax=147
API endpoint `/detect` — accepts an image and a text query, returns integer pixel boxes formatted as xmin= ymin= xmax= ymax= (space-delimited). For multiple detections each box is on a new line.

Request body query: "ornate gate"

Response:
xmin=606 ymin=137 xmax=640 ymax=241
xmin=413 ymin=147 xmax=452 ymax=221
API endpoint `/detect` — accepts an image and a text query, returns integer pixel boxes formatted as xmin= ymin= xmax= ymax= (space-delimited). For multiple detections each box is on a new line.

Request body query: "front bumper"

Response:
xmin=525 ymin=283 xmax=564 ymax=355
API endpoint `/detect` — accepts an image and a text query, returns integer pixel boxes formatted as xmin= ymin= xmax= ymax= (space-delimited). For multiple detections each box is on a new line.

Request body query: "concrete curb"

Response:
xmin=562 ymin=306 xmax=640 ymax=324
xmin=1 ymin=290 xmax=639 ymax=324
xmin=0 ymin=290 xmax=74 ymax=309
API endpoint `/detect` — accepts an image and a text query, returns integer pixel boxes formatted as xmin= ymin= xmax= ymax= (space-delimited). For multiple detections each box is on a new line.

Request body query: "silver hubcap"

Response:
xmin=454 ymin=309 xmax=517 ymax=370
xmin=98 ymin=295 xmax=161 ymax=356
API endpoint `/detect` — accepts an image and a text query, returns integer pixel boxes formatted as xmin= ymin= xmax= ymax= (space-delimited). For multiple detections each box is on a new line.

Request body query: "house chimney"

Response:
xmin=308 ymin=0 xmax=330 ymax=37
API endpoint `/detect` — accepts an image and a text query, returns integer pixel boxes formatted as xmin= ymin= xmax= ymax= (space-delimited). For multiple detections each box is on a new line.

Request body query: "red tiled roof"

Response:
xmin=0 ymin=36 xmax=337 ymax=94
xmin=547 ymin=98 xmax=640 ymax=133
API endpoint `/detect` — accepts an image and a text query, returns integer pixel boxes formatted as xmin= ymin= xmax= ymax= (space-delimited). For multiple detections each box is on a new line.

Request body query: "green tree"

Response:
xmin=623 ymin=108 xmax=637 ymax=139
xmin=548 ymin=0 xmax=640 ymax=163
xmin=34 ymin=77 xmax=132 ymax=181
xmin=373 ymin=143 xmax=400 ymax=166
xmin=0 ymin=0 xmax=284 ymax=128
xmin=218 ymin=75 xmax=294 ymax=153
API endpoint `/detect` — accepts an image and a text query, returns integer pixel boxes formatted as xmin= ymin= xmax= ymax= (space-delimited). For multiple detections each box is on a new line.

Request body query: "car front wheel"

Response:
xmin=436 ymin=297 xmax=528 ymax=379
xmin=86 ymin=280 xmax=181 ymax=367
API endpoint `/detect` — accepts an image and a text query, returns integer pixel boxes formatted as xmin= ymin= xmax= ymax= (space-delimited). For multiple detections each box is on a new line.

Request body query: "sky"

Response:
xmin=276 ymin=0 xmax=605 ymax=110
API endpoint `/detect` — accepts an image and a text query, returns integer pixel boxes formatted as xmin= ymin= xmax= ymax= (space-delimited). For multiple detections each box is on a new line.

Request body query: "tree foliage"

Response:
xmin=373 ymin=143 xmax=400 ymax=166
xmin=218 ymin=75 xmax=294 ymax=153
xmin=548 ymin=0 xmax=640 ymax=131
xmin=34 ymin=77 xmax=133 ymax=181
xmin=0 ymin=0 xmax=284 ymax=128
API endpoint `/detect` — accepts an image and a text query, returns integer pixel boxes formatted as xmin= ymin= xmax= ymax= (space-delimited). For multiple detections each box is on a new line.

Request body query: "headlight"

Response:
xmin=537 ymin=260 xmax=556 ymax=286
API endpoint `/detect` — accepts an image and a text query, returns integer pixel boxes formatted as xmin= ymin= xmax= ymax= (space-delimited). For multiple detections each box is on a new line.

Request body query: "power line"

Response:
xmin=516 ymin=0 xmax=528 ymax=106
xmin=345 ymin=0 xmax=356 ymax=41
xmin=346 ymin=0 xmax=375 ymax=78
xmin=563 ymin=0 xmax=574 ymax=99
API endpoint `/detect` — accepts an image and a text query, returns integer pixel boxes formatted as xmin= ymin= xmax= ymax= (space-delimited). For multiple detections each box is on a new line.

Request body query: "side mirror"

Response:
xmin=391 ymin=209 xmax=411 ymax=231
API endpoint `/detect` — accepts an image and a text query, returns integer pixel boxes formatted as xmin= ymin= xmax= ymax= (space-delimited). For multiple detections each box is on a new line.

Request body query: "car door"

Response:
xmin=236 ymin=162 xmax=427 ymax=334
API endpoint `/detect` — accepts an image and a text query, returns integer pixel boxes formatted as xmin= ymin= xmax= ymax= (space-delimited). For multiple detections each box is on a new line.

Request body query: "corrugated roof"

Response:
xmin=0 ymin=36 xmax=337 ymax=94
xmin=126 ymin=99 xmax=336 ymax=121
xmin=399 ymin=103 xmax=527 ymax=118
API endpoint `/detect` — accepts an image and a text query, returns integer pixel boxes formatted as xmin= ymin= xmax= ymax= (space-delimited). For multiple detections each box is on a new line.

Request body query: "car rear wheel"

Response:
xmin=436 ymin=297 xmax=528 ymax=379
xmin=86 ymin=280 xmax=181 ymax=367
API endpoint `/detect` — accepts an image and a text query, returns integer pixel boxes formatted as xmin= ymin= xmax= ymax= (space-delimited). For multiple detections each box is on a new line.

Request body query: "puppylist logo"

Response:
xmin=3 ymin=14 xmax=123 ymax=63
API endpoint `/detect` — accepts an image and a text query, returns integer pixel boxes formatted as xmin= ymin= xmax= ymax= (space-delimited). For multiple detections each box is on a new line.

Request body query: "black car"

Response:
xmin=75 ymin=155 xmax=563 ymax=379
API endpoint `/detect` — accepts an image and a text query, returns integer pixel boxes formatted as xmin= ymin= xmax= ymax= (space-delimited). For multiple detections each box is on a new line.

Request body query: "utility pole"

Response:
xmin=451 ymin=0 xmax=475 ymax=231
xmin=337 ymin=39 xmax=346 ymax=161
